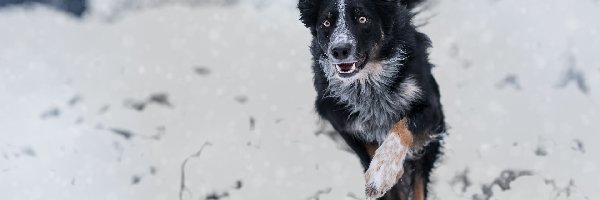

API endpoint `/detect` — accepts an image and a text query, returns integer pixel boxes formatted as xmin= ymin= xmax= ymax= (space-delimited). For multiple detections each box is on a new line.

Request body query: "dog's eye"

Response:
xmin=358 ymin=16 xmax=367 ymax=24
xmin=323 ymin=20 xmax=331 ymax=27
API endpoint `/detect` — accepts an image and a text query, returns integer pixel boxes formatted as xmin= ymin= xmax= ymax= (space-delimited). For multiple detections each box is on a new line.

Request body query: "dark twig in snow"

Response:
xmin=346 ymin=192 xmax=362 ymax=200
xmin=496 ymin=74 xmax=521 ymax=90
xmin=306 ymin=187 xmax=332 ymax=200
xmin=109 ymin=128 xmax=133 ymax=140
xmin=449 ymin=167 xmax=472 ymax=193
xmin=131 ymin=166 xmax=158 ymax=185
xmin=20 ymin=146 xmax=36 ymax=157
xmin=234 ymin=180 xmax=242 ymax=190
xmin=571 ymin=139 xmax=585 ymax=153
xmin=179 ymin=142 xmax=212 ymax=200
xmin=194 ymin=66 xmax=212 ymax=76
xmin=234 ymin=95 xmax=248 ymax=104
xmin=40 ymin=107 xmax=61 ymax=119
xmin=124 ymin=99 xmax=146 ymax=111
xmin=68 ymin=95 xmax=82 ymax=106
xmin=109 ymin=126 xmax=165 ymax=141
xmin=249 ymin=117 xmax=255 ymax=131
xmin=545 ymin=179 xmax=576 ymax=199
xmin=202 ymin=180 xmax=242 ymax=200
xmin=205 ymin=192 xmax=228 ymax=200
xmin=149 ymin=166 xmax=157 ymax=175
xmin=124 ymin=92 xmax=173 ymax=111
xmin=472 ymin=170 xmax=533 ymax=200
xmin=535 ymin=146 xmax=548 ymax=156
xmin=131 ymin=175 xmax=142 ymax=185
xmin=556 ymin=53 xmax=589 ymax=94
xmin=148 ymin=93 xmax=173 ymax=108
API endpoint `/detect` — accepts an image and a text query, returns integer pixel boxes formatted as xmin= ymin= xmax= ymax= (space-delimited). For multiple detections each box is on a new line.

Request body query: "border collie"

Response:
xmin=297 ymin=0 xmax=446 ymax=199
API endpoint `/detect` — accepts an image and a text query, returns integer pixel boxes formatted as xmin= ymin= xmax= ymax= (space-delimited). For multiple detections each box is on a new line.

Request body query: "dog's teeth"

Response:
xmin=335 ymin=63 xmax=357 ymax=74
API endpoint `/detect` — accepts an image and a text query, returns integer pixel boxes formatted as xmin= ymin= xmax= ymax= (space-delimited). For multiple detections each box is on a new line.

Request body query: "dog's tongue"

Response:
xmin=338 ymin=63 xmax=354 ymax=71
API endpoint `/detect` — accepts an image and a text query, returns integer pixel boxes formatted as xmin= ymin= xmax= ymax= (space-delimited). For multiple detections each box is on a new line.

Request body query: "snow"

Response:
xmin=0 ymin=0 xmax=599 ymax=199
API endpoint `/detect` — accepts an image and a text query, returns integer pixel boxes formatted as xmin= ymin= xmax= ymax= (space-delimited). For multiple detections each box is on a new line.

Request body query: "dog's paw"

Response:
xmin=365 ymin=182 xmax=382 ymax=200
xmin=364 ymin=163 xmax=405 ymax=199
xmin=364 ymin=130 xmax=409 ymax=199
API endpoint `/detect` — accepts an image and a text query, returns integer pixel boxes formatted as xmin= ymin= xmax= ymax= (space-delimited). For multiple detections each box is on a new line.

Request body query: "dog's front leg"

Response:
xmin=364 ymin=118 xmax=413 ymax=199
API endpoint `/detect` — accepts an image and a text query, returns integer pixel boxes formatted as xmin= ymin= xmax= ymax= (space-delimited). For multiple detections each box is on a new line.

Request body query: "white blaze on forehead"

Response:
xmin=331 ymin=0 xmax=354 ymax=46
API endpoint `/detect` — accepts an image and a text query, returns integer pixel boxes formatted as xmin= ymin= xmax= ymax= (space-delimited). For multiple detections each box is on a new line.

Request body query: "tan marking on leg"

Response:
xmin=413 ymin=174 xmax=425 ymax=200
xmin=391 ymin=118 xmax=414 ymax=148
xmin=364 ymin=118 xmax=414 ymax=199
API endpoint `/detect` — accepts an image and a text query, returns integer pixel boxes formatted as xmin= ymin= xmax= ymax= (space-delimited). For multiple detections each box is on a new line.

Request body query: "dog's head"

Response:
xmin=298 ymin=0 xmax=422 ymax=81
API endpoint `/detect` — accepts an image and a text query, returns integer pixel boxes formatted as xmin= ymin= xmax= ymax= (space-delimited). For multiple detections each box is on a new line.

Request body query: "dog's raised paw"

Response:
xmin=365 ymin=182 xmax=384 ymax=199
xmin=364 ymin=164 xmax=405 ymax=199
xmin=364 ymin=123 xmax=412 ymax=199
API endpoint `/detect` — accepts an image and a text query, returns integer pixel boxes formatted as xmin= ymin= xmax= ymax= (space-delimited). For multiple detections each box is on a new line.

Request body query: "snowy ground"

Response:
xmin=0 ymin=0 xmax=599 ymax=199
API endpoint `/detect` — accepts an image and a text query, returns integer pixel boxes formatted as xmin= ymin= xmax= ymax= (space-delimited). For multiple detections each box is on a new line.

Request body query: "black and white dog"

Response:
xmin=297 ymin=0 xmax=446 ymax=199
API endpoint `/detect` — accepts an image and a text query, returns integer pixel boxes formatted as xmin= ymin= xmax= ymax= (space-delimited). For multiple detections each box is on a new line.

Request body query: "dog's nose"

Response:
xmin=330 ymin=43 xmax=353 ymax=60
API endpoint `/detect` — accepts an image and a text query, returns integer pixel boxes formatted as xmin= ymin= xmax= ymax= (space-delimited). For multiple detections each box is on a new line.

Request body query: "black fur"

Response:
xmin=298 ymin=0 xmax=446 ymax=199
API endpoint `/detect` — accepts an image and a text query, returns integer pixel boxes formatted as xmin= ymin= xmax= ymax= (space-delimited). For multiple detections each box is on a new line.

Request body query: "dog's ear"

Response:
xmin=298 ymin=0 xmax=321 ymax=31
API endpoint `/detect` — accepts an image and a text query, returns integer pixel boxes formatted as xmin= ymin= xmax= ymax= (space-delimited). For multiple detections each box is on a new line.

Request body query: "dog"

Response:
xmin=297 ymin=0 xmax=446 ymax=199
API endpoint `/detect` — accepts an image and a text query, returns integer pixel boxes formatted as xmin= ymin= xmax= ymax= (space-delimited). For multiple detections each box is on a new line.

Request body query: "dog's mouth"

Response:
xmin=332 ymin=57 xmax=366 ymax=78
xmin=336 ymin=63 xmax=358 ymax=74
